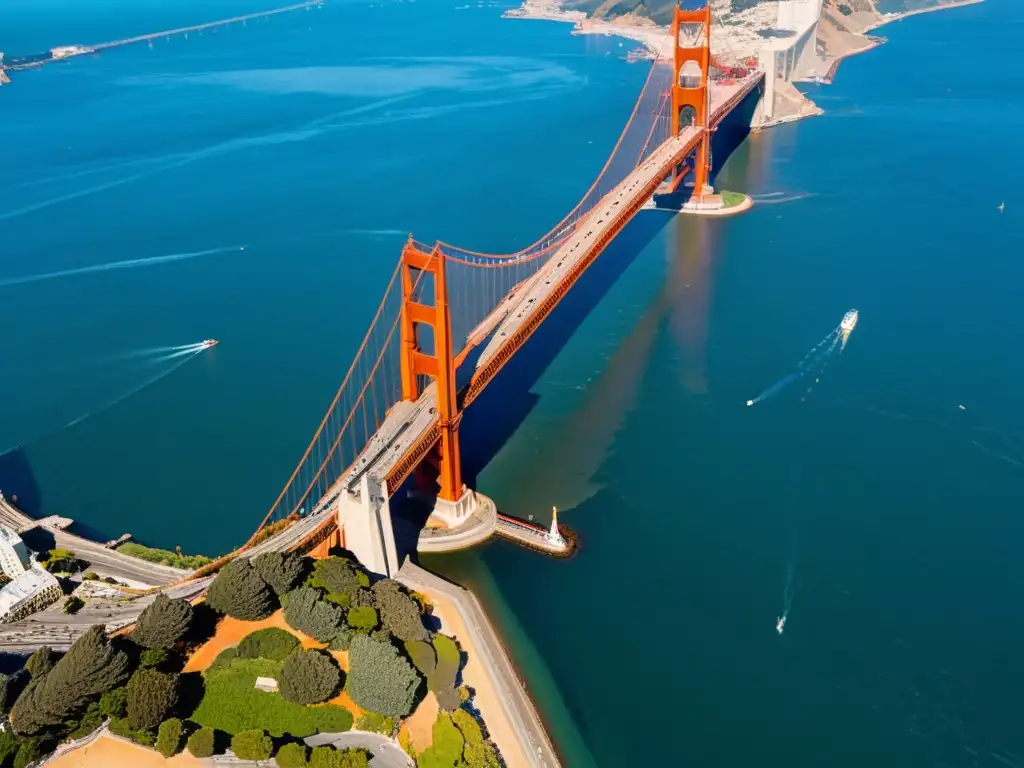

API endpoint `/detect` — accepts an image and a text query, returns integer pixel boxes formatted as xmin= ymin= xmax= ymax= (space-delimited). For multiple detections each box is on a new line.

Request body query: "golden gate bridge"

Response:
xmin=65 ymin=1 xmax=764 ymax=585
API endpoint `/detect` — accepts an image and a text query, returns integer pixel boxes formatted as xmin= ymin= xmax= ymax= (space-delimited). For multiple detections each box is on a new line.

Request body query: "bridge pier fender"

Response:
xmin=429 ymin=484 xmax=480 ymax=528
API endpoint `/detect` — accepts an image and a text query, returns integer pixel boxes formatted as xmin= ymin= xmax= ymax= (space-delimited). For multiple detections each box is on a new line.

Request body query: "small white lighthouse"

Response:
xmin=547 ymin=506 xmax=566 ymax=547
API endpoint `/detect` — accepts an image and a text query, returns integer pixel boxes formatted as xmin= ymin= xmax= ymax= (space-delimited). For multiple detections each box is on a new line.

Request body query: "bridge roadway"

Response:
xmin=323 ymin=72 xmax=764 ymax=508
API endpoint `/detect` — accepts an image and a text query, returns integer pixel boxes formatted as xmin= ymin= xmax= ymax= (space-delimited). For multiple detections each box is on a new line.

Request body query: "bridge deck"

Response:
xmin=327 ymin=74 xmax=763 ymax=502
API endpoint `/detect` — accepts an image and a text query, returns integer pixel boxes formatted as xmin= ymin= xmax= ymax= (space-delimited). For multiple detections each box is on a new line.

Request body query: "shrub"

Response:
xmin=345 ymin=635 xmax=420 ymax=718
xmin=452 ymin=709 xmax=483 ymax=746
xmin=63 ymin=595 xmax=85 ymax=614
xmin=126 ymin=668 xmax=179 ymax=731
xmin=139 ymin=647 xmax=169 ymax=669
xmin=308 ymin=558 xmax=362 ymax=598
xmin=108 ymin=716 xmax=154 ymax=745
xmin=371 ymin=579 xmax=427 ymax=643
xmin=190 ymin=657 xmax=353 ymax=737
xmin=355 ymin=711 xmax=394 ymax=735
xmin=311 ymin=746 xmax=369 ymax=768
xmin=99 ymin=687 xmax=127 ymax=719
xmin=131 ymin=593 xmax=195 ymax=649
xmin=284 ymin=587 xmax=344 ymax=642
xmin=24 ymin=646 xmax=58 ymax=678
xmin=275 ymin=741 xmax=309 ymax=768
xmin=324 ymin=592 xmax=350 ymax=608
xmin=463 ymin=742 xmax=501 ymax=768
xmin=280 ymin=649 xmax=341 ymax=705
xmin=237 ymin=627 xmax=300 ymax=662
xmin=156 ymin=718 xmax=183 ymax=757
xmin=232 ymin=729 xmax=273 ymax=761
xmin=0 ymin=730 xmax=17 ymax=767
xmin=405 ymin=641 xmax=435 ymax=678
xmin=206 ymin=559 xmax=276 ymax=621
xmin=432 ymin=635 xmax=461 ymax=711
xmin=116 ymin=542 xmax=213 ymax=570
xmin=12 ymin=737 xmax=41 ymax=768
xmin=0 ymin=673 xmax=14 ymax=714
xmin=210 ymin=647 xmax=239 ymax=672
xmin=339 ymin=749 xmax=370 ymax=768
xmin=187 ymin=726 xmax=216 ymax=758
xmin=417 ymin=713 xmax=464 ymax=768
xmin=68 ymin=701 xmax=104 ymax=739
xmin=346 ymin=606 xmax=377 ymax=632
xmin=252 ymin=551 xmax=307 ymax=596
xmin=11 ymin=625 xmax=130 ymax=735
xmin=328 ymin=629 xmax=353 ymax=651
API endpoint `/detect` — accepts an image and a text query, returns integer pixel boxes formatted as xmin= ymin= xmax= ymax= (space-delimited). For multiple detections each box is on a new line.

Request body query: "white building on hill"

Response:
xmin=0 ymin=566 xmax=62 ymax=623
xmin=0 ymin=525 xmax=29 ymax=580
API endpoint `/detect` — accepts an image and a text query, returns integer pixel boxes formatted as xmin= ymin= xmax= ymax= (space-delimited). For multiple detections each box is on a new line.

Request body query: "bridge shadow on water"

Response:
xmin=455 ymin=84 xmax=761 ymax=490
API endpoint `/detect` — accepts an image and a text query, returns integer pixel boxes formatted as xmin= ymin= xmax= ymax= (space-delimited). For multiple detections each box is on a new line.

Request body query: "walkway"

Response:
xmin=397 ymin=561 xmax=560 ymax=768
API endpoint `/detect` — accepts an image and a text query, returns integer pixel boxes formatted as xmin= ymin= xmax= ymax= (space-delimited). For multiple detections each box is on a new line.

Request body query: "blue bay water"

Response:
xmin=3 ymin=0 xmax=1024 ymax=766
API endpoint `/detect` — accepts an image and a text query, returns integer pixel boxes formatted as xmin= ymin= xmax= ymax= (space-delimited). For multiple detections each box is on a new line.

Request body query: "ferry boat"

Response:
xmin=200 ymin=339 xmax=219 ymax=349
xmin=840 ymin=309 xmax=858 ymax=333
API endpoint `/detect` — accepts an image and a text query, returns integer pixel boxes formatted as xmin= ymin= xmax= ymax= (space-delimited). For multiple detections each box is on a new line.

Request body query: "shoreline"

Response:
xmin=862 ymin=0 xmax=985 ymax=34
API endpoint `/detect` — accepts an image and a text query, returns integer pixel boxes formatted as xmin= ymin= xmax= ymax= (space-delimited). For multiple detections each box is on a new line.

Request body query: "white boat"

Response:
xmin=776 ymin=616 xmax=786 ymax=635
xmin=200 ymin=339 xmax=219 ymax=349
xmin=840 ymin=309 xmax=858 ymax=333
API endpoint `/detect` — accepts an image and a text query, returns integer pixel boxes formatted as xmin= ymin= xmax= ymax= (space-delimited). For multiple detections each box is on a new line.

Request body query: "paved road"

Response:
xmin=305 ymin=731 xmax=413 ymax=768
xmin=0 ymin=577 xmax=211 ymax=653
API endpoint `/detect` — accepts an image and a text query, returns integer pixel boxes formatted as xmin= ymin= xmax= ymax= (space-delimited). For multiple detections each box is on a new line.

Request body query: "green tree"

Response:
xmin=0 ymin=729 xmax=17 ymax=767
xmin=237 ymin=627 xmax=300 ymax=662
xmin=346 ymin=606 xmax=377 ymax=632
xmin=12 ymin=737 xmax=41 ymax=768
xmin=232 ymin=729 xmax=274 ymax=761
xmin=63 ymin=595 xmax=85 ymax=614
xmin=284 ymin=587 xmax=344 ymax=642
xmin=131 ymin=594 xmax=195 ymax=649
xmin=345 ymin=635 xmax=420 ymax=718
xmin=371 ymin=579 xmax=427 ymax=643
xmin=308 ymin=558 xmax=363 ymax=598
xmin=68 ymin=701 xmax=104 ymax=739
xmin=210 ymin=647 xmax=239 ymax=672
xmin=328 ymin=629 xmax=353 ymax=652
xmin=139 ymin=647 xmax=169 ymax=669
xmin=0 ymin=673 xmax=13 ymax=714
xmin=99 ymin=687 xmax=127 ymax=719
xmin=187 ymin=726 xmax=216 ymax=758
xmin=156 ymin=718 xmax=183 ymax=758
xmin=11 ymin=625 xmax=130 ymax=735
xmin=253 ymin=551 xmax=307 ymax=596
xmin=431 ymin=635 xmax=462 ymax=712
xmin=24 ymin=647 xmax=58 ymax=678
xmin=206 ymin=559 xmax=276 ymax=621
xmin=279 ymin=649 xmax=341 ymax=705
xmin=452 ymin=709 xmax=483 ymax=747
xmin=309 ymin=745 xmax=341 ymax=768
xmin=417 ymin=713 xmax=465 ymax=768
xmin=126 ymin=668 xmax=179 ymax=731
xmin=339 ymin=749 xmax=370 ymax=768
xmin=275 ymin=741 xmax=309 ymax=768
xmin=355 ymin=711 xmax=394 ymax=735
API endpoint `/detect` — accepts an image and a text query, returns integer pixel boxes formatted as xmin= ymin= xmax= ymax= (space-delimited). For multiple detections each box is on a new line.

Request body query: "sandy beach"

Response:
xmin=46 ymin=733 xmax=203 ymax=768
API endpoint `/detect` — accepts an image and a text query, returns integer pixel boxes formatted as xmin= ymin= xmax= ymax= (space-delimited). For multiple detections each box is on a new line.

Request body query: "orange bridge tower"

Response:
xmin=398 ymin=238 xmax=477 ymax=526
xmin=670 ymin=2 xmax=713 ymax=200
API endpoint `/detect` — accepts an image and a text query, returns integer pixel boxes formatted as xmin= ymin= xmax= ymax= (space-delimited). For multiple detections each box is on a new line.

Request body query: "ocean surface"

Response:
xmin=2 ymin=0 xmax=1023 ymax=766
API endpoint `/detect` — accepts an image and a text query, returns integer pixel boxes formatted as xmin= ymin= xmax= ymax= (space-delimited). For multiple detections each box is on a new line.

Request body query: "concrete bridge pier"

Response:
xmin=335 ymin=473 xmax=400 ymax=577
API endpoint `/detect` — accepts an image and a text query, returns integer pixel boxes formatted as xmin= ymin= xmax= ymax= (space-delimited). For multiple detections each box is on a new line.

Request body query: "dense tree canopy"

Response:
xmin=275 ymin=742 xmax=309 ymax=768
xmin=131 ymin=594 xmax=195 ymax=649
xmin=252 ymin=551 xmax=307 ymax=596
xmin=371 ymin=579 xmax=427 ymax=643
xmin=126 ymin=668 xmax=179 ymax=731
xmin=206 ymin=559 xmax=276 ymax=621
xmin=11 ymin=626 xmax=131 ymax=735
xmin=279 ymin=649 xmax=341 ymax=705
xmin=345 ymin=635 xmax=420 ymax=718
xmin=284 ymin=587 xmax=344 ymax=642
